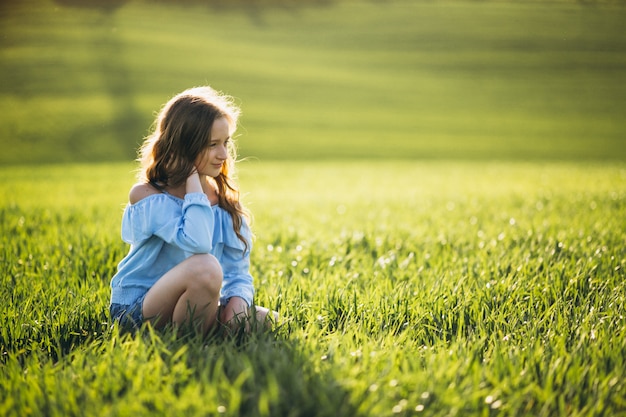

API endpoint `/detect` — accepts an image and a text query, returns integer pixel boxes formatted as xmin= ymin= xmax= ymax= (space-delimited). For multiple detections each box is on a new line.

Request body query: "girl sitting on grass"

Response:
xmin=109 ymin=86 xmax=277 ymax=335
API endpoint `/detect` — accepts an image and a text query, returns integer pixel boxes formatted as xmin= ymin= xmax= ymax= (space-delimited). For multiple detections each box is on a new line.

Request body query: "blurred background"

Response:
xmin=0 ymin=0 xmax=625 ymax=165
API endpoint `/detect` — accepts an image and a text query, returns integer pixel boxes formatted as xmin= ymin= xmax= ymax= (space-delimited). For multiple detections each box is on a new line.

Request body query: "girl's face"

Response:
xmin=195 ymin=117 xmax=231 ymax=177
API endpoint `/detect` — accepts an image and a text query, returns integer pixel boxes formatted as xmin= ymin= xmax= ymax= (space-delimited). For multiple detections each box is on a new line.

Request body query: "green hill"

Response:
xmin=1 ymin=0 xmax=625 ymax=164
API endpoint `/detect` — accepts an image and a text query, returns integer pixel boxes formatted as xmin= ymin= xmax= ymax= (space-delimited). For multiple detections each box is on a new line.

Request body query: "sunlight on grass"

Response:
xmin=1 ymin=160 xmax=625 ymax=416
xmin=1 ymin=0 xmax=625 ymax=163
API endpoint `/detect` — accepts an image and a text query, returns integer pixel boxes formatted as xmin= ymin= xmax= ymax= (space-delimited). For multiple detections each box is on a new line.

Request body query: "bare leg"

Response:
xmin=142 ymin=254 xmax=223 ymax=335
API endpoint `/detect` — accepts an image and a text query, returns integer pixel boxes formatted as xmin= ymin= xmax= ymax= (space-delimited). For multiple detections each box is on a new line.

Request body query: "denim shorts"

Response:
xmin=110 ymin=294 xmax=146 ymax=331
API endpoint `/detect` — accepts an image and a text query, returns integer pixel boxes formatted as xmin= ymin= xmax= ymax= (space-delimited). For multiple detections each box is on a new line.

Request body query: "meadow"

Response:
xmin=1 ymin=0 xmax=625 ymax=163
xmin=1 ymin=161 xmax=625 ymax=416
xmin=1 ymin=0 xmax=626 ymax=416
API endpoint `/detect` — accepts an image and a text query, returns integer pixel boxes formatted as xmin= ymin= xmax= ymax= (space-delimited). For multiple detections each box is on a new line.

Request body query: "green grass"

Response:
xmin=1 ymin=0 xmax=625 ymax=163
xmin=1 ymin=160 xmax=625 ymax=416
xmin=1 ymin=0 xmax=626 ymax=415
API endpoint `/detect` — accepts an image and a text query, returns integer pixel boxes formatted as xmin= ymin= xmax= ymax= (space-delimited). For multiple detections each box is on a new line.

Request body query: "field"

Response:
xmin=1 ymin=161 xmax=625 ymax=416
xmin=1 ymin=0 xmax=625 ymax=163
xmin=2 ymin=0 xmax=626 ymax=416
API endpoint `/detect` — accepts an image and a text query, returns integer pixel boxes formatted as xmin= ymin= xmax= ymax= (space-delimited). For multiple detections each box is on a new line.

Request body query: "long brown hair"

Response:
xmin=138 ymin=86 xmax=250 ymax=251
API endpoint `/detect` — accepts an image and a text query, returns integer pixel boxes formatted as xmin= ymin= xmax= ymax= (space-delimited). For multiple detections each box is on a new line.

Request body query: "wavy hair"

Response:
xmin=138 ymin=86 xmax=250 ymax=251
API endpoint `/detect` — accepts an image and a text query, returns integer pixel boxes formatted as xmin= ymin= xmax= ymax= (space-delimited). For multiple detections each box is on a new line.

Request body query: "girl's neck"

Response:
xmin=163 ymin=183 xmax=186 ymax=200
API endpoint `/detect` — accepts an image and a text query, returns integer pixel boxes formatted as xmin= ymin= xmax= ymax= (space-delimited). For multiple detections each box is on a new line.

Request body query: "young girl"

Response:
xmin=109 ymin=86 xmax=275 ymax=335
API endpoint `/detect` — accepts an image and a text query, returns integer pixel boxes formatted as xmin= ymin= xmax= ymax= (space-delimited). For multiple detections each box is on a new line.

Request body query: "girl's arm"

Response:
xmin=165 ymin=171 xmax=214 ymax=252
xmin=123 ymin=172 xmax=215 ymax=253
xmin=220 ymin=245 xmax=255 ymax=307
xmin=219 ymin=218 xmax=255 ymax=307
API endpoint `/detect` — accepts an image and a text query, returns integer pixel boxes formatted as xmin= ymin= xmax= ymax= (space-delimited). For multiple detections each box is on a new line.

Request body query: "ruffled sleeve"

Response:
xmin=121 ymin=192 xmax=214 ymax=254
xmin=213 ymin=207 xmax=255 ymax=307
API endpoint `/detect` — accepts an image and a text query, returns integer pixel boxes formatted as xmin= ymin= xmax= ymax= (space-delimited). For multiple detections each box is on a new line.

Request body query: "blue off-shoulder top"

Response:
xmin=110 ymin=191 xmax=254 ymax=307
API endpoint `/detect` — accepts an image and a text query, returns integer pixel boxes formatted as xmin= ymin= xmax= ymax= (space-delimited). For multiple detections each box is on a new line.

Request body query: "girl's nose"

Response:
xmin=218 ymin=145 xmax=228 ymax=160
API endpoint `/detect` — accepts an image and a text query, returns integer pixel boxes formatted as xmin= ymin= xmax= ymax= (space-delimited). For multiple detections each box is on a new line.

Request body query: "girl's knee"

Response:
xmin=187 ymin=254 xmax=223 ymax=293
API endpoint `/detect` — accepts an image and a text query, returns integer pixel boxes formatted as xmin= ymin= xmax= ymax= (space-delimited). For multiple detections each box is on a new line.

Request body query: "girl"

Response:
xmin=109 ymin=86 xmax=276 ymax=335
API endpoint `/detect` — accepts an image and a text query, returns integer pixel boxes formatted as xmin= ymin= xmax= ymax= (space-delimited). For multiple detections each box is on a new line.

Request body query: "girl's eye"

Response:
xmin=209 ymin=140 xmax=228 ymax=148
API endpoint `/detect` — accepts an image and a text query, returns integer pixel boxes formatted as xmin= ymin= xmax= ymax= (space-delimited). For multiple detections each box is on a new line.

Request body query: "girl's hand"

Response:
xmin=220 ymin=297 xmax=250 ymax=332
xmin=220 ymin=298 xmax=279 ymax=333
xmin=185 ymin=168 xmax=203 ymax=194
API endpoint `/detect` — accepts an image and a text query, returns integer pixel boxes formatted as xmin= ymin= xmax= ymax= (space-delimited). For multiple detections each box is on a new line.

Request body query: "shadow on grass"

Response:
xmin=105 ymin=324 xmax=364 ymax=417
xmin=0 ymin=307 xmax=111 ymax=365
xmin=2 ymin=316 xmax=363 ymax=416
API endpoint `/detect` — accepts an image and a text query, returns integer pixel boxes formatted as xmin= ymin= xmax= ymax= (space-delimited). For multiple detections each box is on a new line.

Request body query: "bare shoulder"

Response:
xmin=129 ymin=182 xmax=161 ymax=205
